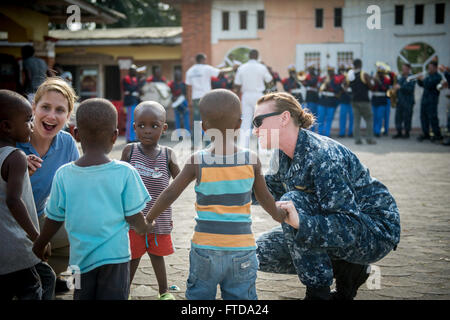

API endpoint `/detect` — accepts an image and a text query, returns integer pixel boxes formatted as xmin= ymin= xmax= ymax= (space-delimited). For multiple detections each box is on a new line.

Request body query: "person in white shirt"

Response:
xmin=234 ymin=50 xmax=273 ymax=148
xmin=185 ymin=53 xmax=220 ymax=130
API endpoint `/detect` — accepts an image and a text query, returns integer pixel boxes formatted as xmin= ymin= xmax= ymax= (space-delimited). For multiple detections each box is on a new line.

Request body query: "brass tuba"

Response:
xmin=297 ymin=71 xmax=307 ymax=81
xmin=387 ymin=71 xmax=398 ymax=108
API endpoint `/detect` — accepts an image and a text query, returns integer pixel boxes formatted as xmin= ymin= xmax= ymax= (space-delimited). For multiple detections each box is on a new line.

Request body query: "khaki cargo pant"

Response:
xmin=352 ymin=101 xmax=374 ymax=142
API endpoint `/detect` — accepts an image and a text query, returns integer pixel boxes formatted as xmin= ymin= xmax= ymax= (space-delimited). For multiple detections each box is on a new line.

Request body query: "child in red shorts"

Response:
xmin=121 ymin=101 xmax=180 ymax=300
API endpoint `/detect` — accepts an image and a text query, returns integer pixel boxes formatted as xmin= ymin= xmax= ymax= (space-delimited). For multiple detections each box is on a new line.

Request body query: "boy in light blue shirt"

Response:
xmin=33 ymin=98 xmax=154 ymax=300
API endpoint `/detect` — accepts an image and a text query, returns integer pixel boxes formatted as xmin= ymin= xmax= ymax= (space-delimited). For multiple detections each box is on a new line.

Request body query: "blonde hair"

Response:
xmin=257 ymin=92 xmax=315 ymax=129
xmin=33 ymin=77 xmax=78 ymax=114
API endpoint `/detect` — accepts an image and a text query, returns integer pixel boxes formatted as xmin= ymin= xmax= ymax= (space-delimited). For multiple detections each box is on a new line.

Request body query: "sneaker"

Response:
xmin=158 ymin=292 xmax=175 ymax=300
xmin=331 ymin=260 xmax=371 ymax=300
xmin=366 ymin=139 xmax=377 ymax=145
xmin=402 ymin=132 xmax=410 ymax=139
xmin=355 ymin=139 xmax=363 ymax=145
xmin=392 ymin=132 xmax=403 ymax=139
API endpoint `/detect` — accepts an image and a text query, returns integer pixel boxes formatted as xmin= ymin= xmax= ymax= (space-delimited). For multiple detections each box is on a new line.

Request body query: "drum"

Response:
xmin=140 ymin=82 xmax=173 ymax=108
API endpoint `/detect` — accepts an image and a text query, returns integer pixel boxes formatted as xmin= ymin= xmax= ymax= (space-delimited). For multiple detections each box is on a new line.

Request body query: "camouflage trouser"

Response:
xmin=256 ymin=191 xmax=395 ymax=288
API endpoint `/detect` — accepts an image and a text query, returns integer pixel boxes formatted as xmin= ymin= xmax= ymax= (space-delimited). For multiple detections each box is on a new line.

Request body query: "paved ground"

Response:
xmin=58 ymin=131 xmax=450 ymax=300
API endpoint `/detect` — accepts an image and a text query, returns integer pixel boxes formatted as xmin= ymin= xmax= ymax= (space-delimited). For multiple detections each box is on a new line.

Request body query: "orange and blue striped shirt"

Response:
xmin=192 ymin=150 xmax=256 ymax=251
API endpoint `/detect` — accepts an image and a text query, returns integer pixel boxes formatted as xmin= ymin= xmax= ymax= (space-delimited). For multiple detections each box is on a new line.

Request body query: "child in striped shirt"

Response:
xmin=121 ymin=101 xmax=180 ymax=300
xmin=146 ymin=89 xmax=286 ymax=300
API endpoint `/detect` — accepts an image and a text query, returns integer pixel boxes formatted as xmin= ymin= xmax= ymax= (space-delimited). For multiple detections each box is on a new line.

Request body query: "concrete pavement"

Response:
xmin=58 ymin=132 xmax=450 ymax=300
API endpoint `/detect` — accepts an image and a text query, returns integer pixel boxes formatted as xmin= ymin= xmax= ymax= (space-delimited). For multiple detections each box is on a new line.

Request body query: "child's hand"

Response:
xmin=271 ymin=206 xmax=287 ymax=223
xmin=145 ymin=220 xmax=156 ymax=234
xmin=43 ymin=243 xmax=52 ymax=262
xmin=276 ymin=201 xmax=300 ymax=229
xmin=32 ymin=241 xmax=48 ymax=261
xmin=26 ymin=155 xmax=43 ymax=177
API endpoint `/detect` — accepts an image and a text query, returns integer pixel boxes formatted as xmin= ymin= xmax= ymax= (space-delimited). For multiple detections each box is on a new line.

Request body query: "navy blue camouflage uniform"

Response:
xmin=417 ymin=72 xmax=443 ymax=138
xmin=256 ymin=129 xmax=400 ymax=288
xmin=395 ymin=75 xmax=415 ymax=135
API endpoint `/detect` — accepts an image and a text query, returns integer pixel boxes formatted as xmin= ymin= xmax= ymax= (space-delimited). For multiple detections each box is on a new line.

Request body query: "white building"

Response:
xmin=295 ymin=0 xmax=449 ymax=131
xmin=343 ymin=0 xmax=450 ymax=131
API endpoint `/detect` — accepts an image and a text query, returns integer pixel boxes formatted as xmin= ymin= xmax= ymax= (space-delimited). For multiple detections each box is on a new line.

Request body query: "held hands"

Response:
xmin=26 ymin=155 xmax=43 ymax=177
xmin=134 ymin=219 xmax=156 ymax=236
xmin=43 ymin=243 xmax=52 ymax=261
xmin=32 ymin=240 xmax=51 ymax=261
xmin=276 ymin=201 xmax=300 ymax=229
xmin=271 ymin=206 xmax=288 ymax=223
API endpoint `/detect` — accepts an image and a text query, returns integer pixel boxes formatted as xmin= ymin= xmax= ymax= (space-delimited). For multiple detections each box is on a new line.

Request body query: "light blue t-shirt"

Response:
xmin=17 ymin=130 xmax=80 ymax=216
xmin=45 ymin=160 xmax=151 ymax=273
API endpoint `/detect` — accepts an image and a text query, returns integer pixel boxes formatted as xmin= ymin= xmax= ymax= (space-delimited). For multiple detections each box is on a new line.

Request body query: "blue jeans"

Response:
xmin=372 ymin=104 xmax=390 ymax=135
xmin=126 ymin=104 xmax=137 ymax=142
xmin=186 ymin=247 xmax=258 ymax=300
xmin=339 ymin=103 xmax=353 ymax=136
xmin=317 ymin=105 xmax=337 ymax=137
xmin=174 ymin=106 xmax=191 ymax=136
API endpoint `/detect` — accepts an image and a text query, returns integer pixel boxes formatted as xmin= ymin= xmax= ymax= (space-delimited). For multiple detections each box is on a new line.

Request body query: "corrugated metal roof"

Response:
xmin=49 ymin=27 xmax=182 ymax=40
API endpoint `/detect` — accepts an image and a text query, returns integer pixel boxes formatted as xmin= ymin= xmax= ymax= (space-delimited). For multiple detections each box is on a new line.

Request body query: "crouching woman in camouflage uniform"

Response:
xmin=252 ymin=92 xmax=400 ymax=300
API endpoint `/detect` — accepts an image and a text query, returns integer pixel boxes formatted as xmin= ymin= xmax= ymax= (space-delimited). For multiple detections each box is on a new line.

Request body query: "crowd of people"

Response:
xmin=122 ymin=51 xmax=450 ymax=148
xmin=0 ymin=46 xmax=446 ymax=301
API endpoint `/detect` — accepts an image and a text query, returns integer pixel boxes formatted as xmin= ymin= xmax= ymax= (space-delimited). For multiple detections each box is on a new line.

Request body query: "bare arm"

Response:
xmin=252 ymin=157 xmax=287 ymax=223
xmin=2 ymin=150 xmax=40 ymax=241
xmin=33 ymin=217 xmax=63 ymax=260
xmin=167 ymin=147 xmax=181 ymax=179
xmin=146 ymin=155 xmax=196 ymax=223
xmin=125 ymin=212 xmax=152 ymax=235
xmin=120 ymin=144 xmax=133 ymax=163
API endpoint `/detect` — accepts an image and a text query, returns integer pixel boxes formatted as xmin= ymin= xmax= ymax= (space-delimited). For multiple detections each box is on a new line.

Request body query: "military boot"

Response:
xmin=331 ymin=260 xmax=370 ymax=300
xmin=303 ymin=286 xmax=331 ymax=300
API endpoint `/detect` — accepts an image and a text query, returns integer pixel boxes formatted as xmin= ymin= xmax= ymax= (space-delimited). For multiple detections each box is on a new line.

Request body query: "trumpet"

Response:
xmin=406 ymin=72 xmax=425 ymax=82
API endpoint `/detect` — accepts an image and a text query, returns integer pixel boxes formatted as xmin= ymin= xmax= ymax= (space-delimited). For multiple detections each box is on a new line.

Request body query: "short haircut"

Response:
xmin=249 ymin=49 xmax=259 ymax=59
xmin=353 ymin=59 xmax=362 ymax=69
xmin=199 ymin=89 xmax=241 ymax=132
xmin=0 ymin=89 xmax=31 ymax=121
xmin=34 ymin=77 xmax=78 ymax=114
xmin=403 ymin=63 xmax=411 ymax=69
xmin=196 ymin=53 xmax=206 ymax=63
xmin=134 ymin=101 xmax=166 ymax=122
xmin=76 ymin=98 xmax=117 ymax=143
xmin=428 ymin=61 xmax=438 ymax=67
xmin=21 ymin=45 xmax=35 ymax=59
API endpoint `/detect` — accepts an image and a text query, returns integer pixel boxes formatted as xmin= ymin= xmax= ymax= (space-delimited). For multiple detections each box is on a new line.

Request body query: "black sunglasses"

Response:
xmin=252 ymin=111 xmax=283 ymax=128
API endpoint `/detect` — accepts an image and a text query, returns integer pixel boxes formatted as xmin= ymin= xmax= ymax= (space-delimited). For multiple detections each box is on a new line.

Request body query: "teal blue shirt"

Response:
xmin=17 ymin=130 xmax=80 ymax=216
xmin=45 ymin=160 xmax=151 ymax=273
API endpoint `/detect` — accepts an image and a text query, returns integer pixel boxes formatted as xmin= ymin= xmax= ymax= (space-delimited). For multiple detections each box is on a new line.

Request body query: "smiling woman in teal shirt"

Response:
xmin=17 ymin=77 xmax=79 ymax=286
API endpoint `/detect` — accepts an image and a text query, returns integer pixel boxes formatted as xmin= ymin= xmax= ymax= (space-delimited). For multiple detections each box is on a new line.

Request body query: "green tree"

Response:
xmin=95 ymin=0 xmax=180 ymax=28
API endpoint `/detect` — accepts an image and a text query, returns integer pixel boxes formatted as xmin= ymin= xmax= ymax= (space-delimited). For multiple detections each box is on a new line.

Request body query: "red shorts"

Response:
xmin=129 ymin=229 xmax=174 ymax=259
